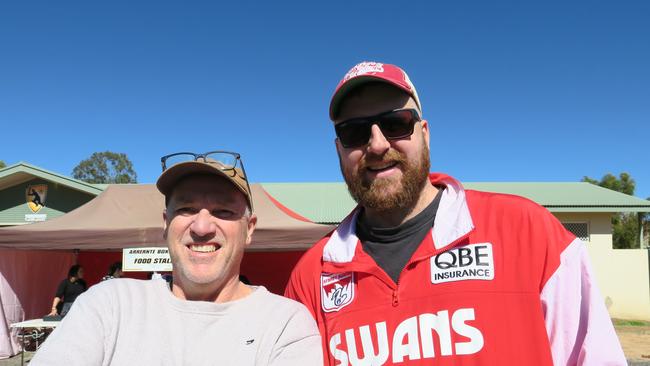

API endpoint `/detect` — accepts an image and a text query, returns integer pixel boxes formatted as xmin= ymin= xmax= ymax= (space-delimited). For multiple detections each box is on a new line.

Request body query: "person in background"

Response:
xmin=47 ymin=264 xmax=86 ymax=317
xmin=32 ymin=151 xmax=322 ymax=365
xmin=285 ymin=61 xmax=626 ymax=365
xmin=101 ymin=261 xmax=123 ymax=281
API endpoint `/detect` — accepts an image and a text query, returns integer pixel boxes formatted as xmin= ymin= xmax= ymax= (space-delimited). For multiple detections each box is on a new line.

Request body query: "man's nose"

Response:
xmin=367 ymin=124 xmax=390 ymax=154
xmin=190 ymin=209 xmax=216 ymax=237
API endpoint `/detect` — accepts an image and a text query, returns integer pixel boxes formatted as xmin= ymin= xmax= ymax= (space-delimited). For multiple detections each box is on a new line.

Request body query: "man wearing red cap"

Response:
xmin=285 ymin=62 xmax=625 ymax=365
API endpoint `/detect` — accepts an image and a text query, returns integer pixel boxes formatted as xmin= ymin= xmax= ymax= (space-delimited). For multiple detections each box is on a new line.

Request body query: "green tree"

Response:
xmin=582 ymin=172 xmax=635 ymax=196
xmin=0 ymin=160 xmax=5 ymax=169
xmin=582 ymin=172 xmax=640 ymax=249
xmin=73 ymin=151 xmax=138 ymax=184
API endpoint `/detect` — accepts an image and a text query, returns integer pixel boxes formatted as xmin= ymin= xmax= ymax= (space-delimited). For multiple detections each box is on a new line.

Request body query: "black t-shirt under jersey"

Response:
xmin=356 ymin=189 xmax=443 ymax=284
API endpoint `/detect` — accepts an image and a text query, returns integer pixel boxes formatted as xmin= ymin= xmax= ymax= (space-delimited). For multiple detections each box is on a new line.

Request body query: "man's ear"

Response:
xmin=334 ymin=137 xmax=346 ymax=158
xmin=420 ymin=119 xmax=430 ymax=148
xmin=245 ymin=214 xmax=257 ymax=246
xmin=162 ymin=209 xmax=168 ymax=240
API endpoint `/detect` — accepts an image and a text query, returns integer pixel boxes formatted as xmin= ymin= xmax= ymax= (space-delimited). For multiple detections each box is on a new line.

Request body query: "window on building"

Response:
xmin=562 ymin=222 xmax=590 ymax=242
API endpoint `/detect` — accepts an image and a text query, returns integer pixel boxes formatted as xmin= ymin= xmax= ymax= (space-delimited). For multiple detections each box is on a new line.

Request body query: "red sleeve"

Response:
xmin=284 ymin=260 xmax=319 ymax=320
xmin=535 ymin=205 xmax=576 ymax=291
xmin=284 ymin=241 xmax=333 ymax=366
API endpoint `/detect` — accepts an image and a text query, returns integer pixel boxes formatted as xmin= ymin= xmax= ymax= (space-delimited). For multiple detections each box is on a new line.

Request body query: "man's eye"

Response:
xmin=213 ymin=210 xmax=235 ymax=219
xmin=176 ymin=207 xmax=197 ymax=215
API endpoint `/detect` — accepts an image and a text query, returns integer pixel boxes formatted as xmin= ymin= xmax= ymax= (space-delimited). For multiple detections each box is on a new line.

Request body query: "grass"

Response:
xmin=613 ymin=318 xmax=650 ymax=327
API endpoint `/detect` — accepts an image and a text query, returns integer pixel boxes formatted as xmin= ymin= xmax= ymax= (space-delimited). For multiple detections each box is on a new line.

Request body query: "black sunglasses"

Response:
xmin=334 ymin=108 xmax=421 ymax=148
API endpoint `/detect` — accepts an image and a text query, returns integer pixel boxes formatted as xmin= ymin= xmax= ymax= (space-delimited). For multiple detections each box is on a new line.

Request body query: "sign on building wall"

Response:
xmin=25 ymin=184 xmax=48 ymax=221
xmin=24 ymin=214 xmax=46 ymax=222
xmin=122 ymin=247 xmax=173 ymax=272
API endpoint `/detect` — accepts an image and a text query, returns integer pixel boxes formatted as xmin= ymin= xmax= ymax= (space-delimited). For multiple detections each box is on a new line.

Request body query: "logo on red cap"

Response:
xmin=342 ymin=62 xmax=386 ymax=82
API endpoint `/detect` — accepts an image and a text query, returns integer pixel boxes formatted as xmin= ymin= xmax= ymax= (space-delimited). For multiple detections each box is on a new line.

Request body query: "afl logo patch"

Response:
xmin=321 ymin=272 xmax=355 ymax=312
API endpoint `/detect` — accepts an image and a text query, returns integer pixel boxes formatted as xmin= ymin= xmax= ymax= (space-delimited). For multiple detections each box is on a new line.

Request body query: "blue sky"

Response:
xmin=1 ymin=1 xmax=649 ymax=199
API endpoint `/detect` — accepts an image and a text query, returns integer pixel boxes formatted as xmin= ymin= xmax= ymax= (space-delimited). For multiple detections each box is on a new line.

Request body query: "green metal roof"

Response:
xmin=262 ymin=183 xmax=356 ymax=224
xmin=2 ymin=162 xmax=649 ymax=225
xmin=262 ymin=182 xmax=650 ymax=224
xmin=0 ymin=162 xmax=105 ymax=195
xmin=463 ymin=182 xmax=650 ymax=212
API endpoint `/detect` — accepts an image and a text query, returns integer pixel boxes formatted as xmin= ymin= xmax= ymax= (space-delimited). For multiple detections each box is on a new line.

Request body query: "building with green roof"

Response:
xmin=0 ymin=162 xmax=105 ymax=226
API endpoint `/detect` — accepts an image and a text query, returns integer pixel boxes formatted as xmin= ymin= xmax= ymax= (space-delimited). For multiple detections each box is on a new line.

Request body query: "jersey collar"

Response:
xmin=323 ymin=173 xmax=475 ymax=263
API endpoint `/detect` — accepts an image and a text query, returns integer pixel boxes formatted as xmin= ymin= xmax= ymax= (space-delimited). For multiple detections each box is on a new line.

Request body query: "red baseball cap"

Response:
xmin=329 ymin=61 xmax=422 ymax=120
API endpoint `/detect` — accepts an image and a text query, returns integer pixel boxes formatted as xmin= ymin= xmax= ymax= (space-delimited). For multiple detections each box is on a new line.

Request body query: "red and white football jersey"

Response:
xmin=285 ymin=173 xmax=626 ymax=366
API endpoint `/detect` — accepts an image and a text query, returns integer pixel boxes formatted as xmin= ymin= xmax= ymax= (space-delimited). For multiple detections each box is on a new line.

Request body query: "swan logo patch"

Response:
xmin=321 ymin=272 xmax=355 ymax=312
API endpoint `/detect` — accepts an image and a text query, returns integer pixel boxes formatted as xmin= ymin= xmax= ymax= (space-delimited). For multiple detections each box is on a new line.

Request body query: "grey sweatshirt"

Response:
xmin=31 ymin=279 xmax=322 ymax=365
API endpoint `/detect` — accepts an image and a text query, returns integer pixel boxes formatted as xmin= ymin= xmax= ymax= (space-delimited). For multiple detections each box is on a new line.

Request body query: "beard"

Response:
xmin=340 ymin=144 xmax=431 ymax=212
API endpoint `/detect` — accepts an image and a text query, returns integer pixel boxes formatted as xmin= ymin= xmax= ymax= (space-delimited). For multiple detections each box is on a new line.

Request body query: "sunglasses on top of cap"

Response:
xmin=160 ymin=151 xmax=253 ymax=207
xmin=334 ymin=108 xmax=421 ymax=148
xmin=160 ymin=151 xmax=244 ymax=173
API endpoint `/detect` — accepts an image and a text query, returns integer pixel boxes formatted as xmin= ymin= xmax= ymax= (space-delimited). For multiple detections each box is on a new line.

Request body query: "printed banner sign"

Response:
xmin=122 ymin=247 xmax=173 ymax=272
xmin=24 ymin=214 xmax=47 ymax=222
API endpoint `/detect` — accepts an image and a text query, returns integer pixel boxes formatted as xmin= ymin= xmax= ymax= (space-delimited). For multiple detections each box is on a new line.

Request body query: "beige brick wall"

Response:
xmin=554 ymin=212 xmax=650 ymax=321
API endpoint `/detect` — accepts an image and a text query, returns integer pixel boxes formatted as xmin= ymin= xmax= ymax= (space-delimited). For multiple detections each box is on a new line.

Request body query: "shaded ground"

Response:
xmin=616 ymin=323 xmax=650 ymax=365
xmin=1 ymin=323 xmax=649 ymax=365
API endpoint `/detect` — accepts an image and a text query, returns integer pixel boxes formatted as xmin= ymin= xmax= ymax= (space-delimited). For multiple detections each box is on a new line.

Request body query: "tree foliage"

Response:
xmin=0 ymin=160 xmax=5 ymax=169
xmin=582 ymin=172 xmax=635 ymax=196
xmin=73 ymin=151 xmax=137 ymax=184
xmin=582 ymin=172 xmax=641 ymax=249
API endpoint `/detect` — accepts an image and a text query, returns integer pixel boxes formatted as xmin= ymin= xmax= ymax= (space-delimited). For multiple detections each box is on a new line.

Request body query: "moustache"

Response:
xmin=357 ymin=149 xmax=407 ymax=172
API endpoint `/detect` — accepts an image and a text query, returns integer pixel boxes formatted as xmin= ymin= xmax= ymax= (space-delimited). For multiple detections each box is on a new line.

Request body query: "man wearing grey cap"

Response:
xmin=32 ymin=151 xmax=322 ymax=365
